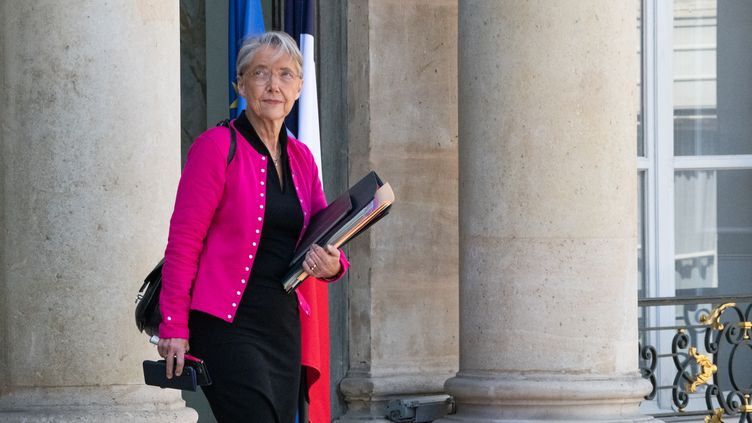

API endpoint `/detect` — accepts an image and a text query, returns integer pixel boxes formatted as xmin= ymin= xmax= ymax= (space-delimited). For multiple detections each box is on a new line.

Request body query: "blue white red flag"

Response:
xmin=285 ymin=0 xmax=323 ymax=183
xmin=286 ymin=5 xmax=330 ymax=423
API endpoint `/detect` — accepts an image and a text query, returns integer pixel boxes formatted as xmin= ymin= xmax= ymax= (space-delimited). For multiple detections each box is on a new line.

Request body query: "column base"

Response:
xmin=0 ymin=385 xmax=198 ymax=423
xmin=335 ymin=372 xmax=452 ymax=423
xmin=436 ymin=372 xmax=660 ymax=423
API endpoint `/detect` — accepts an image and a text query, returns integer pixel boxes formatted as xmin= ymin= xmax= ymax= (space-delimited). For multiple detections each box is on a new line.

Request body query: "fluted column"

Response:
xmin=0 ymin=2 xmax=196 ymax=421
xmin=441 ymin=1 xmax=654 ymax=422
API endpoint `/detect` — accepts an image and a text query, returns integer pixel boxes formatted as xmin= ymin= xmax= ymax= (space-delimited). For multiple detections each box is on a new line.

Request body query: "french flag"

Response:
xmin=286 ymin=0 xmax=323 ymax=183
xmin=287 ymin=5 xmax=329 ymax=423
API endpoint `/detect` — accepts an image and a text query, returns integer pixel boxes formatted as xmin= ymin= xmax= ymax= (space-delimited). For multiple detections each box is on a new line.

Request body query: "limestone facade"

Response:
xmin=0 ymin=1 xmax=653 ymax=422
xmin=440 ymin=1 xmax=652 ymax=421
xmin=337 ymin=0 xmax=460 ymax=420
xmin=0 ymin=2 xmax=195 ymax=421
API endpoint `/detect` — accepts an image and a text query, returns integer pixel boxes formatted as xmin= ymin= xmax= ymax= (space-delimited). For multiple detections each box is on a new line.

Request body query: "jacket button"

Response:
xmin=245 ymin=267 xmax=249 ymax=271
xmin=260 ymin=181 xmax=265 ymax=186
xmin=253 ymin=242 xmax=257 ymax=246
xmin=232 ymin=303 xmax=237 ymax=307
xmin=227 ymin=314 xmax=232 ymax=319
xmin=241 ymin=279 xmax=246 ymax=284
xmin=237 ymin=291 xmax=241 ymax=295
xmin=261 ymin=168 xmax=265 ymax=173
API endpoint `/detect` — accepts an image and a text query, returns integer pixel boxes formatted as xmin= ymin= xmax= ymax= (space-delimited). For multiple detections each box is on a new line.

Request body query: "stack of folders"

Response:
xmin=283 ymin=171 xmax=395 ymax=293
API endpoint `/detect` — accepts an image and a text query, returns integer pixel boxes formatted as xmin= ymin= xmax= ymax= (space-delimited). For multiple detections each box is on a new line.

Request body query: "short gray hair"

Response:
xmin=236 ymin=31 xmax=303 ymax=78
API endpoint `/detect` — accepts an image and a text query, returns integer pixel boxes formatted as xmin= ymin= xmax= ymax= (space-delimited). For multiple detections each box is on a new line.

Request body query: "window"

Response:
xmin=639 ymin=0 xmax=752 ymax=414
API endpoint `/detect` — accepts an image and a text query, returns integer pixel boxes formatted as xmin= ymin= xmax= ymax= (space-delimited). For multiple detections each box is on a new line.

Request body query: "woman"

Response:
xmin=157 ymin=31 xmax=348 ymax=422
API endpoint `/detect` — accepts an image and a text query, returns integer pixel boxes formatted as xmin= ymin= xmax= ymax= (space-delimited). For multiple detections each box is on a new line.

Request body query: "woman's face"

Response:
xmin=238 ymin=46 xmax=302 ymax=125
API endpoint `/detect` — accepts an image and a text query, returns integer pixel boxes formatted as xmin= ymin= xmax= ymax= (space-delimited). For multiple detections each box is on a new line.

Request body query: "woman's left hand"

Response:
xmin=303 ymin=244 xmax=341 ymax=279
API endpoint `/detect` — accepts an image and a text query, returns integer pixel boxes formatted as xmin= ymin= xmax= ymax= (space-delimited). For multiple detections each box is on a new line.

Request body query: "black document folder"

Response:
xmin=291 ymin=191 xmax=352 ymax=265
xmin=283 ymin=171 xmax=394 ymax=292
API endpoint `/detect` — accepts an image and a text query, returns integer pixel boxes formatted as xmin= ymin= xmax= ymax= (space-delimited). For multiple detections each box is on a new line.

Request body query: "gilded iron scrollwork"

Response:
xmin=639 ymin=300 xmax=752 ymax=422
xmin=687 ymin=347 xmax=717 ymax=393
xmin=737 ymin=322 xmax=752 ymax=341
xmin=700 ymin=303 xmax=737 ymax=331
xmin=742 ymin=395 xmax=752 ymax=414
xmin=705 ymin=407 xmax=724 ymax=423
xmin=671 ymin=329 xmax=697 ymax=410
xmin=639 ymin=342 xmax=657 ymax=400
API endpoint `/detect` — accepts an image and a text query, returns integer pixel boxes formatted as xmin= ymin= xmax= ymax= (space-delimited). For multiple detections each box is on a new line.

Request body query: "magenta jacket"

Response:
xmin=158 ymin=123 xmax=348 ymax=340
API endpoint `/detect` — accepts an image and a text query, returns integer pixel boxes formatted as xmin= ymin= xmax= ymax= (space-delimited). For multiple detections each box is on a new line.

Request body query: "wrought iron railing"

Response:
xmin=639 ymin=295 xmax=752 ymax=422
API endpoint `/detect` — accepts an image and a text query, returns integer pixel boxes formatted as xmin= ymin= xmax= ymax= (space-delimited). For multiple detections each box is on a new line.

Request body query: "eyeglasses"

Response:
xmin=246 ymin=68 xmax=301 ymax=86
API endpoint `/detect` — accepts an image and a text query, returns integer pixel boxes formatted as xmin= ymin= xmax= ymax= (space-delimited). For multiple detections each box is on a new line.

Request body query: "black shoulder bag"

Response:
xmin=135 ymin=120 xmax=237 ymax=336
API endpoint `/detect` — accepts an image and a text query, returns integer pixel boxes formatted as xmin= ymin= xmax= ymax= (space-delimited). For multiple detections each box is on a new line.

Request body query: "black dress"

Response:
xmin=188 ymin=114 xmax=304 ymax=423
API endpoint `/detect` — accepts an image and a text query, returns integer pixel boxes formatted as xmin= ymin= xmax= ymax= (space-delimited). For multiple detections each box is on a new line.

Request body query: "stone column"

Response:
xmin=441 ymin=1 xmax=654 ymax=422
xmin=337 ymin=0 xmax=459 ymax=421
xmin=0 ymin=2 xmax=196 ymax=422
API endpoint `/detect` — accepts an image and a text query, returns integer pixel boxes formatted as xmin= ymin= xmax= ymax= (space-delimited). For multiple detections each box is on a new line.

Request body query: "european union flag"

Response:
xmin=229 ymin=0 xmax=265 ymax=119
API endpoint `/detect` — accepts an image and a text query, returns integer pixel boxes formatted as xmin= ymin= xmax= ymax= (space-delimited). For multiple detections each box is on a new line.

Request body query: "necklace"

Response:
xmin=271 ymin=152 xmax=282 ymax=166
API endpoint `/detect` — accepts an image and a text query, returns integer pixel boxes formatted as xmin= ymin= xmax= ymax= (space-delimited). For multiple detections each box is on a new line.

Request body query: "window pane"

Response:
xmin=673 ymin=0 xmax=752 ymax=155
xmin=638 ymin=171 xmax=646 ymax=298
xmin=637 ymin=0 xmax=644 ymax=157
xmin=674 ymin=169 xmax=752 ymax=296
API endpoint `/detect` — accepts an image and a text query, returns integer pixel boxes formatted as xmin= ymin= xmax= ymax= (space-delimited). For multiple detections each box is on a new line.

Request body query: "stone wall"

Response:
xmin=339 ymin=0 xmax=459 ymax=420
xmin=0 ymin=2 xmax=195 ymax=421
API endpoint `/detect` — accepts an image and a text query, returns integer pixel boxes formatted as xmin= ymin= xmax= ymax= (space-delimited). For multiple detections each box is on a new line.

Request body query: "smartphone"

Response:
xmin=143 ymin=360 xmax=198 ymax=391
xmin=184 ymin=355 xmax=212 ymax=386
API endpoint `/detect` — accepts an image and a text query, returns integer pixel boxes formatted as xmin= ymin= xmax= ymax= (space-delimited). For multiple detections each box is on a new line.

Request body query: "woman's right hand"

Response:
xmin=157 ymin=337 xmax=190 ymax=379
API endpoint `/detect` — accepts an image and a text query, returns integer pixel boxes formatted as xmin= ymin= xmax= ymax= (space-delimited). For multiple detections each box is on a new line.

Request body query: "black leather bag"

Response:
xmin=134 ymin=121 xmax=237 ymax=336
xmin=135 ymin=259 xmax=165 ymax=336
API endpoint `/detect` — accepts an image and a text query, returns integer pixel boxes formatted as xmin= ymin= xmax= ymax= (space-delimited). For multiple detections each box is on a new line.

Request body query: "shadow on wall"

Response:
xmin=183 ymin=390 xmax=217 ymax=423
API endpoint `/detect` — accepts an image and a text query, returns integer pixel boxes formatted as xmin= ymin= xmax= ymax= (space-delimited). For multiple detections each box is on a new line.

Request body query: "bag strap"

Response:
xmin=138 ymin=258 xmax=165 ymax=293
xmin=216 ymin=119 xmax=236 ymax=166
xmin=142 ymin=123 xmax=233 ymax=290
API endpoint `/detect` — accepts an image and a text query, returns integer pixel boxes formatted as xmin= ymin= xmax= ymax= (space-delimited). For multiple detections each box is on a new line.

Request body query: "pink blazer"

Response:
xmin=159 ymin=123 xmax=348 ymax=340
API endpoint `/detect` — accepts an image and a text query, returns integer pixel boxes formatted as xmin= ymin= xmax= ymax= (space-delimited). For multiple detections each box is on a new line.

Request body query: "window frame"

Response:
xmin=639 ymin=0 xmax=752 ymax=413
